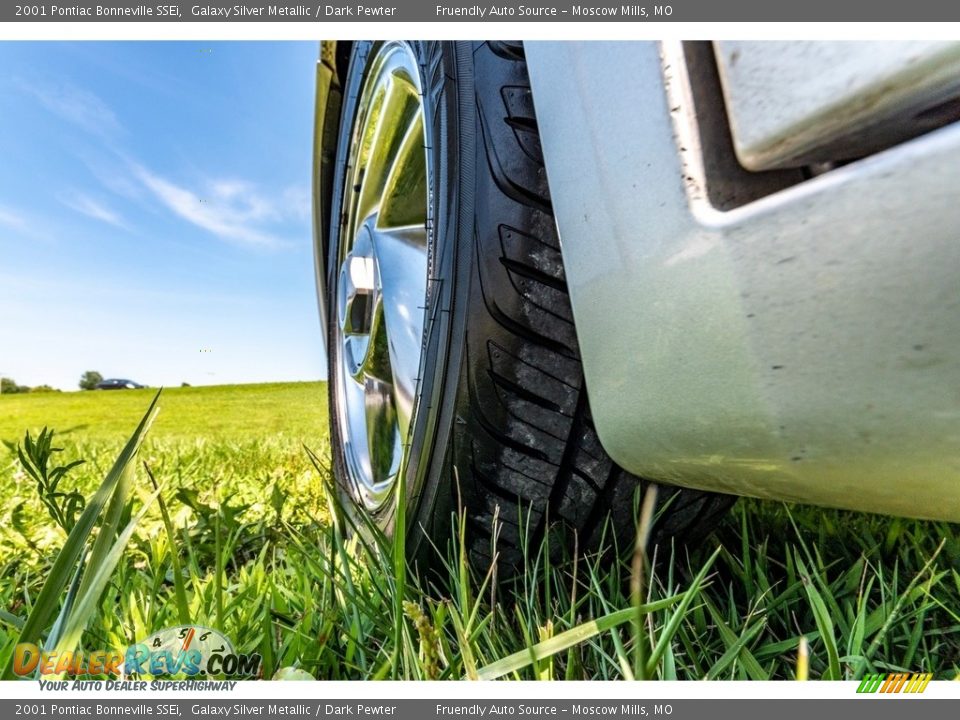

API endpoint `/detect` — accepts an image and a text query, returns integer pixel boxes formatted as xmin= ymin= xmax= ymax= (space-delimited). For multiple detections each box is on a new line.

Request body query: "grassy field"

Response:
xmin=1 ymin=382 xmax=958 ymax=681
xmin=0 ymin=382 xmax=329 ymax=442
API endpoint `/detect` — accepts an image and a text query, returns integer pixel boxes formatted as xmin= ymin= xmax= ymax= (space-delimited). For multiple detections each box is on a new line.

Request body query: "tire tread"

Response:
xmin=450 ymin=42 xmax=734 ymax=572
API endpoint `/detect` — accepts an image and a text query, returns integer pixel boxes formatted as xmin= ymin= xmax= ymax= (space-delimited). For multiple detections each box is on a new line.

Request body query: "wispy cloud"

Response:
xmin=282 ymin=185 xmax=311 ymax=221
xmin=18 ymin=78 xmax=122 ymax=138
xmin=79 ymin=151 xmax=146 ymax=202
xmin=0 ymin=205 xmax=25 ymax=228
xmin=134 ymin=166 xmax=287 ymax=248
xmin=61 ymin=193 xmax=129 ymax=229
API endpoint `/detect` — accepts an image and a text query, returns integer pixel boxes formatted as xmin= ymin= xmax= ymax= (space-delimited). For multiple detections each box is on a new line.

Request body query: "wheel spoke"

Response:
xmin=355 ymin=69 xmax=422 ymax=226
xmin=368 ymin=222 xmax=428 ymax=438
xmin=363 ymin=373 xmax=400 ymax=488
xmin=342 ymin=370 xmax=373 ymax=484
xmin=377 ymin=109 xmax=426 ymax=229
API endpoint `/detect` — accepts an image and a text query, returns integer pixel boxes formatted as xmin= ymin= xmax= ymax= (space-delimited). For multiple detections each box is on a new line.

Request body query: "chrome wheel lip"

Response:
xmin=333 ymin=42 xmax=429 ymax=513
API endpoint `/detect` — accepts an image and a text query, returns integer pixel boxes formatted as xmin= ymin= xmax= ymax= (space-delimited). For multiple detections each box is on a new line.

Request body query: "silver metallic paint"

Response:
xmin=525 ymin=41 xmax=960 ymax=521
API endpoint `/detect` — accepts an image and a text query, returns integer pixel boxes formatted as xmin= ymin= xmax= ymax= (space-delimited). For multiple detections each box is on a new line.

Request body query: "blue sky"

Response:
xmin=0 ymin=41 xmax=327 ymax=390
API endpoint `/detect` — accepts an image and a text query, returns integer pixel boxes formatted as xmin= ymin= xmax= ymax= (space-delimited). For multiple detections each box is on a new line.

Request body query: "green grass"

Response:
xmin=1 ymin=382 xmax=958 ymax=681
xmin=0 ymin=381 xmax=328 ymax=442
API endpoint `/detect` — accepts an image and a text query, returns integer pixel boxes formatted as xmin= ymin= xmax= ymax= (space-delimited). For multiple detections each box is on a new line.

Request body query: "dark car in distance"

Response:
xmin=95 ymin=378 xmax=145 ymax=390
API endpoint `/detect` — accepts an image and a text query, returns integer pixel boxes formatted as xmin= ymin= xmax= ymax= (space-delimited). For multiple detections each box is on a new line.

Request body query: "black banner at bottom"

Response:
xmin=3 ymin=699 xmax=953 ymax=720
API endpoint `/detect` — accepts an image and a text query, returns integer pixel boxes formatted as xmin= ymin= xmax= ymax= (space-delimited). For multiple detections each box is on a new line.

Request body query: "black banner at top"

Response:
xmin=3 ymin=0 xmax=960 ymax=22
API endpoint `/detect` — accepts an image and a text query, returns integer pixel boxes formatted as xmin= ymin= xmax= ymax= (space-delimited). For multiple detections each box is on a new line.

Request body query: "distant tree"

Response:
xmin=79 ymin=371 xmax=103 ymax=391
xmin=1 ymin=377 xmax=29 ymax=394
xmin=30 ymin=385 xmax=60 ymax=393
xmin=180 ymin=382 xmax=191 ymax=387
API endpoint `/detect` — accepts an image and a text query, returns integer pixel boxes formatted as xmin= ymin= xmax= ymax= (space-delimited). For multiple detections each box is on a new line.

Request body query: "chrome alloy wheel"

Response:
xmin=333 ymin=42 xmax=429 ymax=512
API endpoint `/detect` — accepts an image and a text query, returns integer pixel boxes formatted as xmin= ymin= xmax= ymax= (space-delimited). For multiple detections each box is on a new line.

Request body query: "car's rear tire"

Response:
xmin=323 ymin=40 xmax=734 ymax=576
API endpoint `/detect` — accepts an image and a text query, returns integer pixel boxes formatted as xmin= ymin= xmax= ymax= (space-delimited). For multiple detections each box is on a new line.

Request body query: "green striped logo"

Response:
xmin=857 ymin=672 xmax=933 ymax=694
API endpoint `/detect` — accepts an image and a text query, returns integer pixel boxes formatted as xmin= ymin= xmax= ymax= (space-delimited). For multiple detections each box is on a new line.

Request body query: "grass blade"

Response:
xmin=3 ymin=390 xmax=160 ymax=679
xmin=795 ymin=552 xmax=841 ymax=680
xmin=53 ymin=482 xmax=166 ymax=663
xmin=42 ymin=561 xmax=85 ymax=654
xmin=144 ymin=461 xmax=191 ymax=626
xmin=475 ymin=595 xmax=686 ymax=680
xmin=644 ymin=546 xmax=721 ymax=677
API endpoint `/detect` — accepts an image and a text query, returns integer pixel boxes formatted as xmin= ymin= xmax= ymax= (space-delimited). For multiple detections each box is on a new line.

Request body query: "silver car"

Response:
xmin=312 ymin=41 xmax=960 ymax=571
